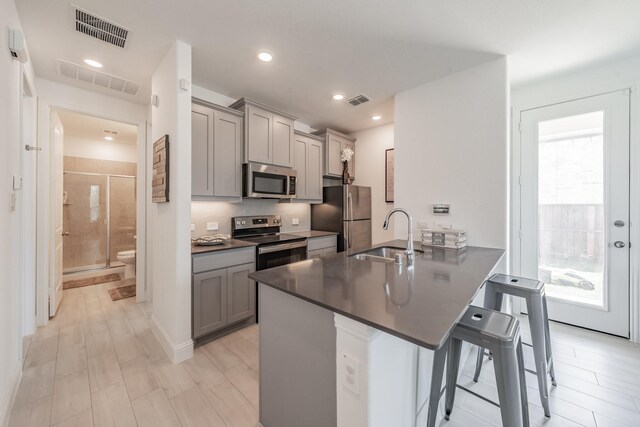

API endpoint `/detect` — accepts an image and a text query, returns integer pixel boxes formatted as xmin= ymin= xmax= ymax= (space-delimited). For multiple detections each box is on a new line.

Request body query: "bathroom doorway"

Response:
xmin=58 ymin=110 xmax=138 ymax=282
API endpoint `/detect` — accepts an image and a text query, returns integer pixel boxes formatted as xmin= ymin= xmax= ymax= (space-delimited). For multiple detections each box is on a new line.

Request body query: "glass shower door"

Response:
xmin=63 ymin=172 xmax=108 ymax=273
xmin=109 ymin=176 xmax=137 ymax=266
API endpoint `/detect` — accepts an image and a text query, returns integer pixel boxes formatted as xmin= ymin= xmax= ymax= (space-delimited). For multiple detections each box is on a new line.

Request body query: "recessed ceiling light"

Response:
xmin=371 ymin=115 xmax=382 ymax=121
xmin=104 ymin=136 xmax=113 ymax=141
xmin=84 ymin=59 xmax=103 ymax=68
xmin=257 ymin=52 xmax=273 ymax=62
xmin=332 ymin=94 xmax=344 ymax=101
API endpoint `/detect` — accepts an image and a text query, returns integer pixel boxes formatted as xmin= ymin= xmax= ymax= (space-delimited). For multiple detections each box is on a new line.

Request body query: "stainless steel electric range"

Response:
xmin=232 ymin=215 xmax=307 ymax=271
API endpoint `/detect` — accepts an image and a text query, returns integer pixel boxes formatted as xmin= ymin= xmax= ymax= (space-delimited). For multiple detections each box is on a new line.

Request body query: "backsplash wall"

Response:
xmin=191 ymin=200 xmax=311 ymax=238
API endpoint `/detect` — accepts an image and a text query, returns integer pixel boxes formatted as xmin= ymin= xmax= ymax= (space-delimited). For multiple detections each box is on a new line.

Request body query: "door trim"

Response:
xmin=511 ymin=87 xmax=640 ymax=342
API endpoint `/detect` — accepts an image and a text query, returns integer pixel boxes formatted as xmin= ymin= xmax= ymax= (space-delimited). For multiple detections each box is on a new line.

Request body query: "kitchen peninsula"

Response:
xmin=250 ymin=240 xmax=504 ymax=427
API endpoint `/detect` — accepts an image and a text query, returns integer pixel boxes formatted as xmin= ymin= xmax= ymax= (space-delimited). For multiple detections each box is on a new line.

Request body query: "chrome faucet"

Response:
xmin=383 ymin=208 xmax=415 ymax=266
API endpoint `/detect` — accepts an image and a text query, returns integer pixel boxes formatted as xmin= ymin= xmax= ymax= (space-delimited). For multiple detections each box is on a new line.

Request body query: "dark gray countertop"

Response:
xmin=249 ymin=240 xmax=504 ymax=350
xmin=191 ymin=239 xmax=257 ymax=255
xmin=288 ymin=230 xmax=339 ymax=239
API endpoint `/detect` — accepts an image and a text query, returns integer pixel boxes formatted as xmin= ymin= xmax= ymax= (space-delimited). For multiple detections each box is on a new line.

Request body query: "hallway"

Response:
xmin=9 ymin=279 xmax=259 ymax=426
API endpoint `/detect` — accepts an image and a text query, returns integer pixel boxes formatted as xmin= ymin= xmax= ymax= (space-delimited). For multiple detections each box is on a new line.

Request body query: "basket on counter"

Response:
xmin=420 ymin=227 xmax=467 ymax=249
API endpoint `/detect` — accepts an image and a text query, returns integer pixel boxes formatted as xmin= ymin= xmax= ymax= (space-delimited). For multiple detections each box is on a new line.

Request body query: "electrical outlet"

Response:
xmin=207 ymin=222 xmax=219 ymax=231
xmin=342 ymin=353 xmax=360 ymax=395
xmin=292 ymin=218 xmax=300 ymax=226
xmin=191 ymin=224 xmax=195 ymax=231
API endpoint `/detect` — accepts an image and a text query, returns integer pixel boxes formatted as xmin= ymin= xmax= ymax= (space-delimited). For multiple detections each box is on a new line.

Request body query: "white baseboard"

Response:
xmin=0 ymin=363 xmax=22 ymax=427
xmin=151 ymin=316 xmax=193 ymax=363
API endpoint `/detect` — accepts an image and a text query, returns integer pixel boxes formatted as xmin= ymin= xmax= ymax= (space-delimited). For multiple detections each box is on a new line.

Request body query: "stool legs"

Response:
xmin=516 ymin=338 xmax=530 ymax=427
xmin=493 ymin=339 xmax=529 ymax=427
xmin=527 ymin=295 xmax=551 ymax=417
xmin=542 ymin=294 xmax=557 ymax=386
xmin=427 ymin=341 xmax=448 ymax=427
xmin=444 ymin=338 xmax=463 ymax=420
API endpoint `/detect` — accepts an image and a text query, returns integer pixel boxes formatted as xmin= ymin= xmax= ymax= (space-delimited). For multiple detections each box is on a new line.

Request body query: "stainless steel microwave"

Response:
xmin=243 ymin=163 xmax=297 ymax=199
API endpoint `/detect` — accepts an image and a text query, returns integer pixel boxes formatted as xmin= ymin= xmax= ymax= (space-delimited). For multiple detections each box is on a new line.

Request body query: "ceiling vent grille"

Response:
xmin=346 ymin=94 xmax=371 ymax=106
xmin=74 ymin=6 xmax=128 ymax=48
xmin=56 ymin=59 xmax=141 ymax=96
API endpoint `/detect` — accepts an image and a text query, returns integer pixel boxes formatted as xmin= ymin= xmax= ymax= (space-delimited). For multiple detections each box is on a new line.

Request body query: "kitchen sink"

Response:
xmin=351 ymin=246 xmax=423 ymax=262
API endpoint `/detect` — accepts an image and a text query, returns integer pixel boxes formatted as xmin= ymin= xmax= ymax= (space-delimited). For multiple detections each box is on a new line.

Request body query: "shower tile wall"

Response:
xmin=191 ymin=200 xmax=311 ymax=238
xmin=63 ymin=156 xmax=136 ymax=272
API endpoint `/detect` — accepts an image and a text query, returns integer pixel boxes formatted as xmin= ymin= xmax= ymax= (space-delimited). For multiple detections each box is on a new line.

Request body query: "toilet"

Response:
xmin=117 ymin=250 xmax=136 ymax=279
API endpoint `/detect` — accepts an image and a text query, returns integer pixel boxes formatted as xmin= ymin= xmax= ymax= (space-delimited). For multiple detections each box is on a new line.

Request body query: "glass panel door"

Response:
xmin=520 ymin=90 xmax=630 ymax=337
xmin=63 ymin=172 xmax=108 ymax=272
xmin=109 ymin=176 xmax=137 ymax=265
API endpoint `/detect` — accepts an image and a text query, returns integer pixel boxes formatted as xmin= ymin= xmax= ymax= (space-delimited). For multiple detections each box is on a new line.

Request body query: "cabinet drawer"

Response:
xmin=307 ymin=235 xmax=337 ymax=251
xmin=192 ymin=247 xmax=255 ymax=273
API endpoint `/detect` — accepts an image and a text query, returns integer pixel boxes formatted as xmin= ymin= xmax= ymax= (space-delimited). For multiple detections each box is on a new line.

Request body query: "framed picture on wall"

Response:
xmin=385 ymin=148 xmax=394 ymax=203
xmin=152 ymin=135 xmax=169 ymax=203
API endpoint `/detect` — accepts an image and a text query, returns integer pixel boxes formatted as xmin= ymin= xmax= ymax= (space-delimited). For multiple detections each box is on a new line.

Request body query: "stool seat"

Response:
xmin=488 ymin=273 xmax=544 ymax=293
xmin=455 ymin=305 xmax=520 ymax=342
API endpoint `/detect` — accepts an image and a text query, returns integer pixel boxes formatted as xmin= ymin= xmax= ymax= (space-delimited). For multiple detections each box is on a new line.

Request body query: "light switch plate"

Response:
xmin=292 ymin=218 xmax=300 ymax=226
xmin=13 ymin=176 xmax=22 ymax=191
xmin=207 ymin=222 xmax=219 ymax=231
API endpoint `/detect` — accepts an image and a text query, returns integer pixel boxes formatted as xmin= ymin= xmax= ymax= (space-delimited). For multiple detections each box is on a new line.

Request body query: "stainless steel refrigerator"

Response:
xmin=311 ymin=185 xmax=372 ymax=253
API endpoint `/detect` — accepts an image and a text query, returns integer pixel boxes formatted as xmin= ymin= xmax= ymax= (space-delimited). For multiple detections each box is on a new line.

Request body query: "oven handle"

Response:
xmin=258 ymin=240 xmax=308 ymax=255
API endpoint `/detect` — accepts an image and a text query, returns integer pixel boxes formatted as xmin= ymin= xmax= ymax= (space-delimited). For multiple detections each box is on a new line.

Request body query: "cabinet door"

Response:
xmin=214 ymin=111 xmax=243 ymax=197
xmin=326 ymin=134 xmax=343 ymax=176
xmin=246 ymin=105 xmax=272 ymax=164
xmin=293 ymin=135 xmax=308 ymax=199
xmin=306 ymin=139 xmax=323 ymax=201
xmin=307 ymin=249 xmax=324 ymax=259
xmin=193 ymin=269 xmax=227 ymax=338
xmin=342 ymin=139 xmax=355 ymax=181
xmin=273 ymin=115 xmax=294 ymax=167
xmin=191 ymin=105 xmax=214 ymax=196
xmin=227 ymin=263 xmax=256 ymax=324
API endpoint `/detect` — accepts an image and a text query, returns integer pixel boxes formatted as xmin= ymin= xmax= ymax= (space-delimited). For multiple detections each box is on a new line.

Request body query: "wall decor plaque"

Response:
xmin=152 ymin=135 xmax=169 ymax=203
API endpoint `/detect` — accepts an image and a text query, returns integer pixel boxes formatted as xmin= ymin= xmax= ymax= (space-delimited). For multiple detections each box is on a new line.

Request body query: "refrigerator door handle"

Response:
xmin=347 ymin=193 xmax=354 ymax=249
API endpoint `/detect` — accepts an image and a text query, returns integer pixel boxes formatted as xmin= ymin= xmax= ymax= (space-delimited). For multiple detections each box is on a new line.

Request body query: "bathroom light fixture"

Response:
xmin=332 ymin=93 xmax=344 ymax=101
xmin=258 ymin=52 xmax=273 ymax=62
xmin=371 ymin=115 xmax=381 ymax=121
xmin=83 ymin=58 xmax=103 ymax=68
xmin=104 ymin=136 xmax=113 ymax=141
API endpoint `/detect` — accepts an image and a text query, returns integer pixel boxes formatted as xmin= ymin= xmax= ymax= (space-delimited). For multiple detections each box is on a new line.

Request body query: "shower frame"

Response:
xmin=63 ymin=170 xmax=136 ymax=274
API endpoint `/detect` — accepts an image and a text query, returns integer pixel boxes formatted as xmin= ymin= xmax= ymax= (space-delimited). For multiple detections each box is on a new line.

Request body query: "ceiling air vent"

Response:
xmin=73 ymin=5 xmax=129 ymax=48
xmin=346 ymin=94 xmax=371 ymax=107
xmin=56 ymin=59 xmax=141 ymax=96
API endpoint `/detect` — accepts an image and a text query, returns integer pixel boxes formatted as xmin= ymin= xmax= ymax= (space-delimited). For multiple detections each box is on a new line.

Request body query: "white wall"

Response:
xmin=512 ymin=56 xmax=640 ymax=342
xmin=394 ymin=57 xmax=509 ymax=250
xmin=350 ymin=124 xmax=395 ymax=245
xmin=149 ymin=41 xmax=193 ymax=363
xmin=63 ymin=135 xmax=137 ymax=163
xmin=0 ymin=0 xmax=33 ymax=423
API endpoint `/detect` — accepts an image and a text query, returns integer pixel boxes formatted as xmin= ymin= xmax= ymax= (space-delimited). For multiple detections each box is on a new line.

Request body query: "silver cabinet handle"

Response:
xmin=614 ymin=220 xmax=625 ymax=227
xmin=614 ymin=241 xmax=626 ymax=248
xmin=257 ymin=241 xmax=307 ymax=254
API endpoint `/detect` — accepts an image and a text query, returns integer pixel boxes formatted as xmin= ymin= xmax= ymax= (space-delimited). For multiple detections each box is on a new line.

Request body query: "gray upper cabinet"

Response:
xmin=312 ymin=129 xmax=357 ymax=180
xmin=293 ymin=131 xmax=323 ymax=203
xmin=192 ymin=100 xmax=244 ymax=199
xmin=230 ymin=98 xmax=297 ymax=168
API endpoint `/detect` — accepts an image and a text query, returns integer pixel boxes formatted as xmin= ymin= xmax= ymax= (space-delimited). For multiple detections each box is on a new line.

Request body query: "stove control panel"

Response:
xmin=232 ymin=215 xmax=282 ymax=231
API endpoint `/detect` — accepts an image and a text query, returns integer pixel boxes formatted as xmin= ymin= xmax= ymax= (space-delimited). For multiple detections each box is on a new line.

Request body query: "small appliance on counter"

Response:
xmin=311 ymin=185 xmax=372 ymax=253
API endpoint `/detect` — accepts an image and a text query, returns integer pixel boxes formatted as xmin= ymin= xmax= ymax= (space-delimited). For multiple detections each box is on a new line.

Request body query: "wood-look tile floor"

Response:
xmin=443 ymin=316 xmax=640 ymax=427
xmin=10 ymin=279 xmax=259 ymax=427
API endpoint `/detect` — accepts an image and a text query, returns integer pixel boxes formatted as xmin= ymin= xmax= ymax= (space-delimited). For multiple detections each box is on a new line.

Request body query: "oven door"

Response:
xmin=256 ymin=241 xmax=308 ymax=270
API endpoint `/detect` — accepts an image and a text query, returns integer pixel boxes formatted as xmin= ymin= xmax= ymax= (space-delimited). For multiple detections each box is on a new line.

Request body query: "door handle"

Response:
xmin=614 ymin=220 xmax=625 ymax=227
xmin=614 ymin=241 xmax=626 ymax=248
xmin=62 ymin=232 xmax=70 ymax=236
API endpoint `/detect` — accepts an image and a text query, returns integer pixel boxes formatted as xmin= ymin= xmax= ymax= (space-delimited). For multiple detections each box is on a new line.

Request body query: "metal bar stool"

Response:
xmin=427 ymin=306 xmax=529 ymax=427
xmin=474 ymin=273 xmax=557 ymax=418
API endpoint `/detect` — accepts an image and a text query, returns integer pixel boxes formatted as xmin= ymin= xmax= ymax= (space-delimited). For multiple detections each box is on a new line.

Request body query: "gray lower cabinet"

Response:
xmin=293 ymin=131 xmax=323 ymax=203
xmin=307 ymin=235 xmax=337 ymax=259
xmin=191 ymin=100 xmax=244 ymax=199
xmin=192 ymin=248 xmax=256 ymax=339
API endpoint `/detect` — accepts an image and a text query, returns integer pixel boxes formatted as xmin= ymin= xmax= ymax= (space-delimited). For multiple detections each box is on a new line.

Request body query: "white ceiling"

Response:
xmin=58 ymin=110 xmax=138 ymax=144
xmin=16 ymin=1 xmax=640 ymax=133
